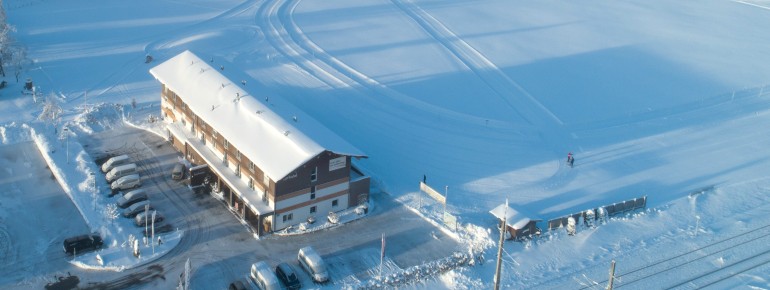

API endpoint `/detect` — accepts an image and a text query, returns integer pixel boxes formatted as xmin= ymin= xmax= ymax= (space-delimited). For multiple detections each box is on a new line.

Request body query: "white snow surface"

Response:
xmin=3 ymin=0 xmax=770 ymax=288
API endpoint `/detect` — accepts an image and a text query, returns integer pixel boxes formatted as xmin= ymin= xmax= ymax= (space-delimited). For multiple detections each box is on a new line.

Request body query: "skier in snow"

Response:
xmin=567 ymin=152 xmax=575 ymax=168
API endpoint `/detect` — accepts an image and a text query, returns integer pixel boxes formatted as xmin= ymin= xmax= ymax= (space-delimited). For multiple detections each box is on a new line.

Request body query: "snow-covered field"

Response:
xmin=3 ymin=0 xmax=770 ymax=288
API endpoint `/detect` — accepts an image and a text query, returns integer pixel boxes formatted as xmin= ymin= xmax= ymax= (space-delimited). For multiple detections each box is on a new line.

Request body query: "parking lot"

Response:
xmin=0 ymin=142 xmax=90 ymax=289
xmin=2 ymin=125 xmax=463 ymax=289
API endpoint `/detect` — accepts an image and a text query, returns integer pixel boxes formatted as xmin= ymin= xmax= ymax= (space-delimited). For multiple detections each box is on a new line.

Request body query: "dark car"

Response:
xmin=228 ymin=280 xmax=247 ymax=290
xmin=275 ymin=262 xmax=301 ymax=290
xmin=142 ymin=223 xmax=174 ymax=237
xmin=63 ymin=234 xmax=103 ymax=255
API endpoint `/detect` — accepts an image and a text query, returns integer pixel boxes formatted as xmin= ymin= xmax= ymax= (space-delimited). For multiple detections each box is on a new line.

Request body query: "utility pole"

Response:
xmin=64 ymin=127 xmax=69 ymax=163
xmin=607 ymin=260 xmax=616 ymax=290
xmin=493 ymin=199 xmax=508 ymax=290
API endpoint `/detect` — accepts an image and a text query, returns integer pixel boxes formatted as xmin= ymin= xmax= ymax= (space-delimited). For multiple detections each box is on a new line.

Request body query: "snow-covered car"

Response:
xmin=250 ymin=261 xmax=282 ymax=290
xmin=101 ymin=154 xmax=130 ymax=173
xmin=105 ymin=163 xmax=137 ymax=182
xmin=116 ymin=188 xmax=147 ymax=208
xmin=298 ymin=246 xmax=329 ymax=283
xmin=110 ymin=174 xmax=141 ymax=191
xmin=122 ymin=200 xmax=152 ymax=218
xmin=171 ymin=163 xmax=185 ymax=180
xmin=135 ymin=211 xmax=164 ymax=227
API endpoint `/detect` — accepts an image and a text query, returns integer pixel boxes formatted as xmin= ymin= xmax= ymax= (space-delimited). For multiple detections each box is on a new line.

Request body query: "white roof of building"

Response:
xmin=150 ymin=50 xmax=365 ymax=180
xmin=489 ymin=203 xmax=539 ymax=230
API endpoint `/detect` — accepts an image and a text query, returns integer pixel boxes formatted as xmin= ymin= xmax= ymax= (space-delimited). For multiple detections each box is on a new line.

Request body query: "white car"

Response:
xmin=111 ymin=174 xmax=141 ymax=192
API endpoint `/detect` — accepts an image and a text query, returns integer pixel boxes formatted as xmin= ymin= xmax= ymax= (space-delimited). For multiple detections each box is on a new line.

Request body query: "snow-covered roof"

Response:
xmin=149 ymin=50 xmax=365 ymax=180
xmin=489 ymin=203 xmax=539 ymax=230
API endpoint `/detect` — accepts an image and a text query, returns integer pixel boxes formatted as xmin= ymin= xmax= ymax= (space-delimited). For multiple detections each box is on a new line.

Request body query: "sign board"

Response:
xmin=420 ymin=182 xmax=446 ymax=204
xmin=329 ymin=156 xmax=346 ymax=171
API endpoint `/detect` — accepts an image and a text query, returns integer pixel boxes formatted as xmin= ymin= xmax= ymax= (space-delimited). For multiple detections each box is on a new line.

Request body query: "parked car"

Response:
xmin=250 ymin=261 xmax=282 ymax=290
xmin=228 ymin=280 xmax=248 ymax=290
xmin=171 ymin=163 xmax=185 ymax=180
xmin=142 ymin=223 xmax=174 ymax=237
xmin=298 ymin=246 xmax=329 ymax=283
xmin=135 ymin=211 xmax=164 ymax=227
xmin=63 ymin=234 xmax=103 ymax=255
xmin=101 ymin=154 xmax=130 ymax=173
xmin=275 ymin=262 xmax=301 ymax=290
xmin=122 ymin=200 xmax=152 ymax=218
xmin=111 ymin=174 xmax=141 ymax=191
xmin=105 ymin=163 xmax=137 ymax=182
xmin=116 ymin=188 xmax=147 ymax=208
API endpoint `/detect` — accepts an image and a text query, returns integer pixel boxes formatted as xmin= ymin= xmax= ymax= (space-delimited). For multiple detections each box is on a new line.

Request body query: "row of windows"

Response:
xmin=284 ymin=199 xmax=340 ymax=221
xmin=171 ymin=91 xmax=269 ymax=192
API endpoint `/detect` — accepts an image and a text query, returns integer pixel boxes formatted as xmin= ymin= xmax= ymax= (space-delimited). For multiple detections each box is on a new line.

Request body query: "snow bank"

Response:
xmin=0 ymin=122 xmax=33 ymax=144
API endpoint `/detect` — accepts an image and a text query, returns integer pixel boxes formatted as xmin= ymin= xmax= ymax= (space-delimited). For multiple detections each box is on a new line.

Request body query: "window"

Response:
xmin=236 ymin=150 xmax=241 ymax=160
xmin=332 ymin=199 xmax=338 ymax=207
xmin=249 ymin=161 xmax=255 ymax=172
xmin=248 ymin=178 xmax=254 ymax=190
xmin=282 ymin=213 xmax=293 ymax=222
xmin=223 ymin=153 xmax=228 ymax=166
xmin=310 ymin=206 xmax=316 ymax=214
xmin=224 ymin=140 xmax=229 ymax=149
xmin=310 ymin=193 xmax=316 ymax=200
xmin=311 ymin=186 xmax=316 ymax=193
xmin=235 ymin=164 xmax=241 ymax=177
xmin=310 ymin=167 xmax=317 ymax=182
xmin=263 ymin=174 xmax=270 ymax=186
xmin=212 ymin=130 xmax=218 ymax=139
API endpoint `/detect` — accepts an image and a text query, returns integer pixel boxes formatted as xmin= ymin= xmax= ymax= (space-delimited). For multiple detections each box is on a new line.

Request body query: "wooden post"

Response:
xmin=607 ymin=260 xmax=616 ymax=290
xmin=493 ymin=199 xmax=508 ymax=290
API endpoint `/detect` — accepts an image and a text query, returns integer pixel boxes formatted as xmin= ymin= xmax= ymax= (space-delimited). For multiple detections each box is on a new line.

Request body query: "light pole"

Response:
xmin=90 ymin=172 xmax=96 ymax=194
xmin=63 ymin=127 xmax=69 ymax=163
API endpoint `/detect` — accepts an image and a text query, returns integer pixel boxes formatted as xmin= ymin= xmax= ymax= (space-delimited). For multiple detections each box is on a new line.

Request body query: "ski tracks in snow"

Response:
xmin=259 ymin=0 xmax=521 ymax=130
xmin=391 ymin=0 xmax=563 ymax=128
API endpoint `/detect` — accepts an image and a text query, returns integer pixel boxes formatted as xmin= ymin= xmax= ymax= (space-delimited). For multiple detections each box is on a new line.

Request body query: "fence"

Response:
xmin=547 ymin=196 xmax=647 ymax=231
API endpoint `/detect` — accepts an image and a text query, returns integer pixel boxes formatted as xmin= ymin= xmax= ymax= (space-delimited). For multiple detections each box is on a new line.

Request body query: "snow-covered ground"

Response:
xmin=3 ymin=0 xmax=770 ymax=288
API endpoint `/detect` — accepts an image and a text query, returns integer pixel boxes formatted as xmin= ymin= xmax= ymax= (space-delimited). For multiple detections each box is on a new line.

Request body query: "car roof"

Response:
xmin=276 ymin=262 xmax=296 ymax=274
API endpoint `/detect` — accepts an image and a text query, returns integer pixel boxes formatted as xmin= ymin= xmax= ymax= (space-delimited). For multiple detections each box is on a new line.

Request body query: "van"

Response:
xmin=101 ymin=155 xmax=130 ymax=173
xmin=250 ymin=261 xmax=282 ymax=290
xmin=171 ymin=163 xmax=185 ymax=180
xmin=63 ymin=234 xmax=103 ymax=255
xmin=106 ymin=163 xmax=138 ymax=182
xmin=297 ymin=246 xmax=329 ymax=283
xmin=111 ymin=174 xmax=141 ymax=193
xmin=116 ymin=188 xmax=147 ymax=208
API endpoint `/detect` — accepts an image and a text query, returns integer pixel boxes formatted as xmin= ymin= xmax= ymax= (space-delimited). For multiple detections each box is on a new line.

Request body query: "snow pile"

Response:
xmin=72 ymin=103 xmax=125 ymax=134
xmin=0 ymin=122 xmax=32 ymax=144
xmin=274 ymin=201 xmax=372 ymax=236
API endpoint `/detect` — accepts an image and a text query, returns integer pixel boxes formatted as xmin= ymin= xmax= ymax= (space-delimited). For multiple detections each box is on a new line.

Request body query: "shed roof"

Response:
xmin=489 ymin=203 xmax=540 ymax=230
xmin=150 ymin=50 xmax=365 ymax=180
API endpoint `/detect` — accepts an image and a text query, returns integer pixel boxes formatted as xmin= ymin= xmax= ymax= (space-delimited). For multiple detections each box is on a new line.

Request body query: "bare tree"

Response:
xmin=0 ymin=3 xmax=14 ymax=77
xmin=38 ymin=95 xmax=63 ymax=128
